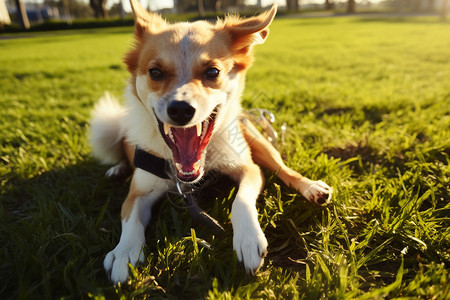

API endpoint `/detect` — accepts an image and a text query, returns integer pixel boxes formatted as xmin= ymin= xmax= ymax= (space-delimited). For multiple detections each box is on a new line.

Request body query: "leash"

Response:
xmin=174 ymin=181 xmax=225 ymax=234
xmin=242 ymin=108 xmax=285 ymax=147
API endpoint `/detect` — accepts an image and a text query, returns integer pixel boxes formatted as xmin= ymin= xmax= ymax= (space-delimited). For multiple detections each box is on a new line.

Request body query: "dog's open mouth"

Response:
xmin=155 ymin=107 xmax=218 ymax=183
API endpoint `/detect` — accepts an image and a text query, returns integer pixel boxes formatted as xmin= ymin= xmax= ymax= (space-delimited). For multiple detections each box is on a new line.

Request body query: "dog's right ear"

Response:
xmin=130 ymin=0 xmax=167 ymax=39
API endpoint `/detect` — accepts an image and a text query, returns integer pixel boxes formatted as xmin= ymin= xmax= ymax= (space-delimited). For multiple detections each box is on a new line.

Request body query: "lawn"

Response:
xmin=1 ymin=16 xmax=449 ymax=299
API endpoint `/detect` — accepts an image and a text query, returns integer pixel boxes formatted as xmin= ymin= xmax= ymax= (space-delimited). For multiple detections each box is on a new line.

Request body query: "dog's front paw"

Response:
xmin=103 ymin=242 xmax=145 ymax=284
xmin=299 ymin=179 xmax=332 ymax=205
xmin=233 ymin=222 xmax=268 ymax=274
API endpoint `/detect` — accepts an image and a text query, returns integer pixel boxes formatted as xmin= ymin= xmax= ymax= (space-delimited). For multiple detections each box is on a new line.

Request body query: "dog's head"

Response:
xmin=125 ymin=0 xmax=276 ymax=183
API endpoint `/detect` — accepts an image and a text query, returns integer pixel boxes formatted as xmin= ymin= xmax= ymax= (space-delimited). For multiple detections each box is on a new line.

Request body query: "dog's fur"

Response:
xmin=90 ymin=0 xmax=332 ymax=284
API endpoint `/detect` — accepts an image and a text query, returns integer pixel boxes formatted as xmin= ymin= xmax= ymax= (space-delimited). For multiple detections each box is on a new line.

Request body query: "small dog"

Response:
xmin=90 ymin=0 xmax=332 ymax=283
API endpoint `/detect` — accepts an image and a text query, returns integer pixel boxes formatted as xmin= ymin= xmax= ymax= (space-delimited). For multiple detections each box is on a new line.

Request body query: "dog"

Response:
xmin=90 ymin=0 xmax=332 ymax=284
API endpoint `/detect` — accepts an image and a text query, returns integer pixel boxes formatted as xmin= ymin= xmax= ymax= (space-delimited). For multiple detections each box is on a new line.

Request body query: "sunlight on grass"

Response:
xmin=0 ymin=16 xmax=449 ymax=299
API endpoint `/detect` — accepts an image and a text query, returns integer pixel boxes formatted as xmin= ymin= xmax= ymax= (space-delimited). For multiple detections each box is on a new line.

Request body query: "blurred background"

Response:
xmin=1 ymin=0 xmax=449 ymax=31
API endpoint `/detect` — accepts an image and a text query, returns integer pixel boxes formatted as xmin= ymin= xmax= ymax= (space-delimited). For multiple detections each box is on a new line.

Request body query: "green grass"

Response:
xmin=1 ymin=16 xmax=449 ymax=299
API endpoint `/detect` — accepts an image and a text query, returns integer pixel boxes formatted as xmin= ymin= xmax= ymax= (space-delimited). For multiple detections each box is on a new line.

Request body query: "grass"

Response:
xmin=1 ymin=16 xmax=449 ymax=299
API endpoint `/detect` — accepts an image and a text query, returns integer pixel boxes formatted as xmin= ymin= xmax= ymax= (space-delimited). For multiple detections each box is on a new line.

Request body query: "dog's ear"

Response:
xmin=130 ymin=0 xmax=167 ymax=39
xmin=219 ymin=5 xmax=277 ymax=56
xmin=125 ymin=0 xmax=166 ymax=74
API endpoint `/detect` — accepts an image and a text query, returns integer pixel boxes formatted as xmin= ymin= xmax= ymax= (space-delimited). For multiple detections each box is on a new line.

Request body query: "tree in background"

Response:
xmin=14 ymin=0 xmax=29 ymax=28
xmin=324 ymin=0 xmax=334 ymax=10
xmin=286 ymin=0 xmax=299 ymax=11
xmin=214 ymin=0 xmax=222 ymax=11
xmin=212 ymin=0 xmax=240 ymax=12
xmin=90 ymin=0 xmax=108 ymax=18
xmin=198 ymin=0 xmax=205 ymax=16
xmin=0 ymin=0 xmax=11 ymax=25
xmin=60 ymin=0 xmax=71 ymax=21
xmin=109 ymin=1 xmax=126 ymax=18
xmin=442 ymin=0 xmax=448 ymax=20
xmin=66 ymin=0 xmax=91 ymax=18
xmin=41 ymin=0 xmax=90 ymax=19
xmin=347 ymin=0 xmax=355 ymax=13
xmin=175 ymin=0 xmax=242 ymax=13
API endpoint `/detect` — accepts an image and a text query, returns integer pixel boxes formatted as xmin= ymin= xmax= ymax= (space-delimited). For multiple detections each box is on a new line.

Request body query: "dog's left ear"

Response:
xmin=219 ymin=5 xmax=277 ymax=56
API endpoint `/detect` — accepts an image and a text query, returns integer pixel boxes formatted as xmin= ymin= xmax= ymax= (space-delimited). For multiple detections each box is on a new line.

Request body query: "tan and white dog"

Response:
xmin=90 ymin=0 xmax=332 ymax=284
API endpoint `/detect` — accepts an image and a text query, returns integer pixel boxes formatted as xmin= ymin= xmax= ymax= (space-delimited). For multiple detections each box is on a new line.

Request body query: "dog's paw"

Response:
xmin=103 ymin=242 xmax=145 ymax=284
xmin=300 ymin=179 xmax=332 ymax=205
xmin=105 ymin=161 xmax=131 ymax=180
xmin=233 ymin=223 xmax=268 ymax=274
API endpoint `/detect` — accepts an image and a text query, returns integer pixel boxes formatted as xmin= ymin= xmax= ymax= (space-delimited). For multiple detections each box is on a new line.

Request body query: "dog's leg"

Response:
xmin=103 ymin=169 xmax=167 ymax=283
xmin=226 ymin=161 xmax=268 ymax=274
xmin=242 ymin=121 xmax=332 ymax=205
xmin=105 ymin=140 xmax=136 ymax=180
xmin=105 ymin=160 xmax=130 ymax=179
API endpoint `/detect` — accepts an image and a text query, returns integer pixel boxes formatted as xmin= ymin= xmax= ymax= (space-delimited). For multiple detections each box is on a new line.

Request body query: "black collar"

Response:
xmin=133 ymin=146 xmax=170 ymax=179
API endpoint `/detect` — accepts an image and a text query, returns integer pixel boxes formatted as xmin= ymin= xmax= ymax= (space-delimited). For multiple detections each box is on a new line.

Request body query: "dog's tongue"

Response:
xmin=170 ymin=126 xmax=202 ymax=182
xmin=157 ymin=111 xmax=216 ymax=182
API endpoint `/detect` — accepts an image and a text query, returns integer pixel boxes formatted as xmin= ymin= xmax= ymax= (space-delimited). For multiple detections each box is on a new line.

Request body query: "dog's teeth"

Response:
xmin=164 ymin=123 xmax=171 ymax=135
xmin=201 ymin=120 xmax=209 ymax=139
xmin=176 ymin=163 xmax=183 ymax=172
xmin=193 ymin=161 xmax=200 ymax=172
xmin=196 ymin=123 xmax=202 ymax=137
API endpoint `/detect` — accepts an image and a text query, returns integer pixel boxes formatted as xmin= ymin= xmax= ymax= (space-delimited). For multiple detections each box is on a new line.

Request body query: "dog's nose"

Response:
xmin=167 ymin=100 xmax=196 ymax=126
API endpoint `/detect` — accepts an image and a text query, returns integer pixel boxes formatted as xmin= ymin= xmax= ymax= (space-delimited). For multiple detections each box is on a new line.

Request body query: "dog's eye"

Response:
xmin=205 ymin=68 xmax=220 ymax=80
xmin=149 ymin=68 xmax=164 ymax=80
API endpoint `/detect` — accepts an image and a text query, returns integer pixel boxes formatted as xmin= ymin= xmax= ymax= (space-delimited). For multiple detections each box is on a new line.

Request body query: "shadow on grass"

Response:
xmin=0 ymin=159 xmax=127 ymax=299
xmin=1 ymin=156 xmax=335 ymax=299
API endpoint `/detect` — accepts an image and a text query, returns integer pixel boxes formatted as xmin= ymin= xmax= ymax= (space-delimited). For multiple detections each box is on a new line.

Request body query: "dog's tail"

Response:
xmin=90 ymin=92 xmax=126 ymax=165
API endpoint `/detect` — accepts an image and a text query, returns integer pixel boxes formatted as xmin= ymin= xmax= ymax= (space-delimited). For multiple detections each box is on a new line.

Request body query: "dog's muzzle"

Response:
xmin=155 ymin=107 xmax=219 ymax=183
